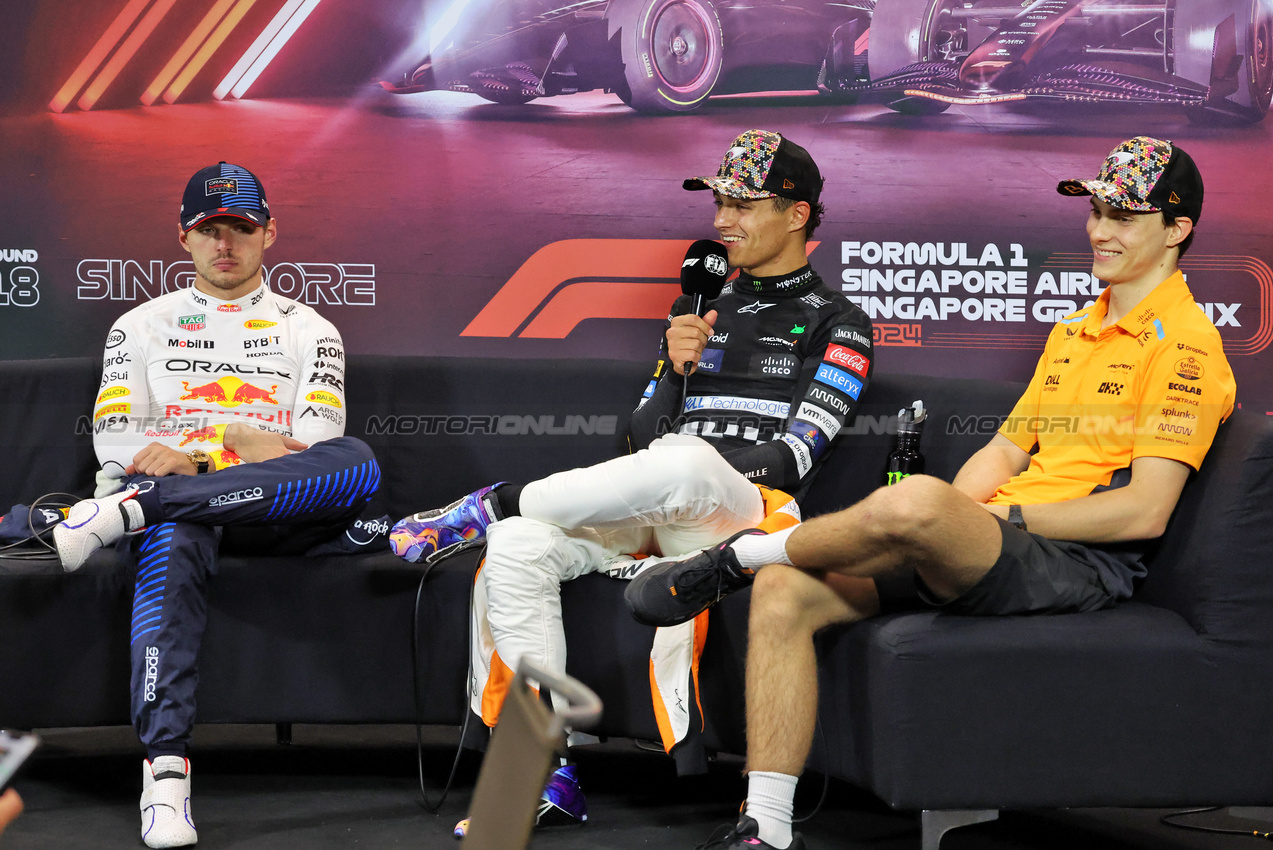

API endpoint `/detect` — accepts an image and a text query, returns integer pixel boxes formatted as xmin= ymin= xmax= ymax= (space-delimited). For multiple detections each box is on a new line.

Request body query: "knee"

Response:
xmin=856 ymin=474 xmax=949 ymax=551
xmin=750 ymin=565 xmax=819 ymax=634
xmin=646 ymin=437 xmax=743 ymax=498
xmin=329 ymin=436 xmax=376 ymax=466
xmin=485 ymin=517 xmax=563 ymax=581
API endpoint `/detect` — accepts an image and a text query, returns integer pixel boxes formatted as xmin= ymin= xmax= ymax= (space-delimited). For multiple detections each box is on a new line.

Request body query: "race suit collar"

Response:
xmin=185 ymin=282 xmax=270 ymax=315
xmin=735 ymin=264 xmax=818 ymax=296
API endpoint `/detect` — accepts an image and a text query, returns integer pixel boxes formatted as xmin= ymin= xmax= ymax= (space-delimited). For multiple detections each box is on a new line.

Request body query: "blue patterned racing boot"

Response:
xmin=536 ymin=764 xmax=588 ymax=827
xmin=452 ymin=764 xmax=587 ymax=838
xmin=390 ymin=483 xmax=505 ymax=564
xmin=697 ymin=814 xmax=805 ymax=849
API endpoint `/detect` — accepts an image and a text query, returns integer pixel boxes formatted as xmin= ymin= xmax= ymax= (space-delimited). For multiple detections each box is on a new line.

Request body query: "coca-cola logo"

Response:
xmin=824 ymin=344 xmax=869 ymax=377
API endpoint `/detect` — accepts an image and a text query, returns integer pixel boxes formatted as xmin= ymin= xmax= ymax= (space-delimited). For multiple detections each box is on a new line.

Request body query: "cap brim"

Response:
xmin=683 ymin=176 xmax=775 ymax=200
xmin=181 ymin=208 xmax=270 ymax=231
xmin=1056 ymin=179 xmax=1158 ymax=212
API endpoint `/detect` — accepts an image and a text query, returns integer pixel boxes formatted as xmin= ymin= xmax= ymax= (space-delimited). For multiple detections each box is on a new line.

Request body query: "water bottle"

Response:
xmin=884 ymin=400 xmax=926 ymax=486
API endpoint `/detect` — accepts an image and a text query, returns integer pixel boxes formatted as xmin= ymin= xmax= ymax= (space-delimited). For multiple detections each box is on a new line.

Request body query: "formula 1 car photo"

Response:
xmin=379 ymin=0 xmax=1273 ymax=123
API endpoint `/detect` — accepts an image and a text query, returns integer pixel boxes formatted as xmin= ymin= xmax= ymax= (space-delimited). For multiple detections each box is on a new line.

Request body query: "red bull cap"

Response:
xmin=181 ymin=162 xmax=271 ymax=231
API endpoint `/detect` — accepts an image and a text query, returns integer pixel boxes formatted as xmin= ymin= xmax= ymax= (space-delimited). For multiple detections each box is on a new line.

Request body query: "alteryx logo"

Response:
xmin=814 ymin=363 xmax=863 ymax=399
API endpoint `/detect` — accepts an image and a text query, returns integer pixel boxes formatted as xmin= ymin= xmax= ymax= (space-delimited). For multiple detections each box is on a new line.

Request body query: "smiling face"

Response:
xmin=179 ymin=216 xmax=277 ymax=301
xmin=712 ymin=192 xmax=809 ymax=277
xmin=1086 ymin=198 xmax=1189 ymax=291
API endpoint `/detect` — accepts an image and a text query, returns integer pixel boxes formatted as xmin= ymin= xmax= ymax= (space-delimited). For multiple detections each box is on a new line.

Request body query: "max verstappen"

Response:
xmin=54 ymin=163 xmax=384 ymax=848
xmin=390 ymin=130 xmax=875 ymax=834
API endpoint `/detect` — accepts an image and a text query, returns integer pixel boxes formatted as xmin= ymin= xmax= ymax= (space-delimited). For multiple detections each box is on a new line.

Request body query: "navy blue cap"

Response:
xmin=180 ymin=162 xmax=270 ymax=231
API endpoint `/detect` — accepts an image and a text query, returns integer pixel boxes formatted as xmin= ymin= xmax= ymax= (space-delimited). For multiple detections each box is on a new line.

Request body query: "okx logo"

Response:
xmin=462 ymin=239 xmax=817 ymax=339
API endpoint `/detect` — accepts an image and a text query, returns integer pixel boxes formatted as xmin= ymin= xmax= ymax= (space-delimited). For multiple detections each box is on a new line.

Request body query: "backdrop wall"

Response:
xmin=2 ymin=0 xmax=1269 ymax=418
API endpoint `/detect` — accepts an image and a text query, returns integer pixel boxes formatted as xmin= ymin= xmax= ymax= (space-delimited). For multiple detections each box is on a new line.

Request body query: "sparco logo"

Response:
xmin=209 ymin=487 xmax=264 ymax=507
xmin=144 ymin=646 xmax=159 ymax=702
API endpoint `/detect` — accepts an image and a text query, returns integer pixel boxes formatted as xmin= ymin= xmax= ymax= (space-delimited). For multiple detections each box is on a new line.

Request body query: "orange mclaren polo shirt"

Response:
xmin=991 ymin=271 xmax=1236 ymax=507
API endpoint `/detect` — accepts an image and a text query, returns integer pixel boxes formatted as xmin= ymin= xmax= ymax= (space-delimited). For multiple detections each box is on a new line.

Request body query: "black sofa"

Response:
xmin=2 ymin=356 xmax=1271 ymax=848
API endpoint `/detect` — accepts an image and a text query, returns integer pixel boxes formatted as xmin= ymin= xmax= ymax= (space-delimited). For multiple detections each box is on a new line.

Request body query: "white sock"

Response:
xmin=745 ymin=771 xmax=797 ymax=848
xmin=732 ymin=527 xmax=795 ymax=570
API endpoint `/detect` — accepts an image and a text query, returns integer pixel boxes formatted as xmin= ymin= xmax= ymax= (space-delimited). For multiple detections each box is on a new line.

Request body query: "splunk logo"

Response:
xmin=461 ymin=239 xmax=818 ymax=339
xmin=76 ymin=259 xmax=377 ymax=305
xmin=144 ymin=646 xmax=160 ymax=702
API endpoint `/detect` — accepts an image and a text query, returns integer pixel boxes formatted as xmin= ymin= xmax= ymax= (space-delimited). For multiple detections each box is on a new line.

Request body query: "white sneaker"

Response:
xmin=53 ymin=487 xmax=144 ymax=572
xmin=140 ymin=756 xmax=197 ymax=848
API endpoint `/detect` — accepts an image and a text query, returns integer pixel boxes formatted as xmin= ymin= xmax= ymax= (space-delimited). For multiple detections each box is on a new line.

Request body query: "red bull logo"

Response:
xmin=179 ymin=425 xmax=221 ymax=446
xmin=180 ymin=377 xmax=279 ymax=407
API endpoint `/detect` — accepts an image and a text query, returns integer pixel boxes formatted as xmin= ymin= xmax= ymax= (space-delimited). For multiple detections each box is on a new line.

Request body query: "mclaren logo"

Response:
xmin=461 ymin=239 xmax=818 ymax=339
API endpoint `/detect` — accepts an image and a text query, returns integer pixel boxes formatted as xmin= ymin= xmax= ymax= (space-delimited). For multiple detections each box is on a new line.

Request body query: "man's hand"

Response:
xmin=126 ymin=443 xmax=198 ymax=477
xmin=223 ymin=422 xmax=308 ymax=464
xmin=666 ymin=309 xmax=718 ymax=376
xmin=0 ymin=788 xmax=23 ymax=837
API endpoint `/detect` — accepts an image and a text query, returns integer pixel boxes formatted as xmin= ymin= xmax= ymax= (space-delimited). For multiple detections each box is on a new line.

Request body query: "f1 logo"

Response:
xmin=462 ymin=239 xmax=819 ymax=338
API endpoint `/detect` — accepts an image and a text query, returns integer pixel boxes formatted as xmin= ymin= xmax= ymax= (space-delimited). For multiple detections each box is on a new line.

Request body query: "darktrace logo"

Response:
xmin=1097 ymin=381 xmax=1123 ymax=396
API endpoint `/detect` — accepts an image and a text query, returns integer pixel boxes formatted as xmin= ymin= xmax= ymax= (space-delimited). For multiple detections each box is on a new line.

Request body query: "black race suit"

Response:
xmin=630 ymin=264 xmax=873 ymax=498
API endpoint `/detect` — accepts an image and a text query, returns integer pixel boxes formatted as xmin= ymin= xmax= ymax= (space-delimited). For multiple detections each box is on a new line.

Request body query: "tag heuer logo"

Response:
xmin=178 ymin=314 xmax=206 ymax=331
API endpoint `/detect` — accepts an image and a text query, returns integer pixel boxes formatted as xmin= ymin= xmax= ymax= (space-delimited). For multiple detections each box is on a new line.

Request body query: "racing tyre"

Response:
xmin=609 ymin=0 xmax=724 ymax=112
xmin=869 ymin=0 xmax=961 ymax=79
xmin=1178 ymin=0 xmax=1273 ymax=123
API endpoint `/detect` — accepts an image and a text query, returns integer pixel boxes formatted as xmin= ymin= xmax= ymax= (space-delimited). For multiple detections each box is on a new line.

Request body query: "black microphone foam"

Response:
xmin=680 ymin=240 xmax=729 ymax=316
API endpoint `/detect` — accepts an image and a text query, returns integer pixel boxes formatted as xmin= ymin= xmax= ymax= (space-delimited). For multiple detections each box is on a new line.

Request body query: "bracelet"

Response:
xmin=1007 ymin=504 xmax=1027 ymax=532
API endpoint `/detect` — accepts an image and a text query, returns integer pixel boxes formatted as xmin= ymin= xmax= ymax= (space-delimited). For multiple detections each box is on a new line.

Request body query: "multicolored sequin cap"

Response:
xmin=684 ymin=129 xmax=824 ymax=205
xmin=1057 ymin=136 xmax=1203 ymax=223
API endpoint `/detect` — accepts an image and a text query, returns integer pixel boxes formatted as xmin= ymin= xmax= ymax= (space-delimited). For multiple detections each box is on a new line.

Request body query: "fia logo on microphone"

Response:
xmin=704 ymin=254 xmax=728 ymax=276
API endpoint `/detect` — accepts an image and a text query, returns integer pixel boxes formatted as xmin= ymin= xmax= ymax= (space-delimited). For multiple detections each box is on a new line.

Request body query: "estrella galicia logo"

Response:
xmin=814 ymin=363 xmax=863 ymax=400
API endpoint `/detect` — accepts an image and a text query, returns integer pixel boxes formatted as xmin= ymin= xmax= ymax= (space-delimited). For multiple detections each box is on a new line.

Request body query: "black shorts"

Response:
xmin=874 ymin=516 xmax=1140 ymax=616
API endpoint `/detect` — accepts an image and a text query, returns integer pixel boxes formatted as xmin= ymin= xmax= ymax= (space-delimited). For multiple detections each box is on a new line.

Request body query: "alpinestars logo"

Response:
xmin=738 ymin=300 xmax=776 ymax=314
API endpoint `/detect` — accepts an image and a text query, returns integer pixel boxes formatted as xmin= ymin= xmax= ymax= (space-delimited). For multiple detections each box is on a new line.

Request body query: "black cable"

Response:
xmin=1161 ymin=807 xmax=1273 ymax=840
xmin=792 ymin=718 xmax=828 ymax=824
xmin=0 ymin=492 xmax=80 ymax=559
xmin=411 ymin=546 xmax=482 ymax=813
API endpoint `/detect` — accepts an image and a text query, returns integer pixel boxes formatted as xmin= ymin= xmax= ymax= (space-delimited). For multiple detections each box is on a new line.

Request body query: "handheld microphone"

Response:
xmin=681 ymin=239 xmax=729 ymax=318
xmin=676 ymin=241 xmax=729 ymax=419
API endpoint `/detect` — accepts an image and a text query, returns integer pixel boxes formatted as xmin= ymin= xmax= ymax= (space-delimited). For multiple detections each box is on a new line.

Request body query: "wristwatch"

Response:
xmin=187 ymin=449 xmax=211 ymax=474
xmin=1007 ymin=504 xmax=1027 ymax=532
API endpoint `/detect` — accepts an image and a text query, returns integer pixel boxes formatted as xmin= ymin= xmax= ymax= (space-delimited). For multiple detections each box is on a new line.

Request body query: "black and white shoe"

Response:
xmin=697 ymin=814 xmax=805 ymax=849
xmin=624 ymin=529 xmax=764 ymax=627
